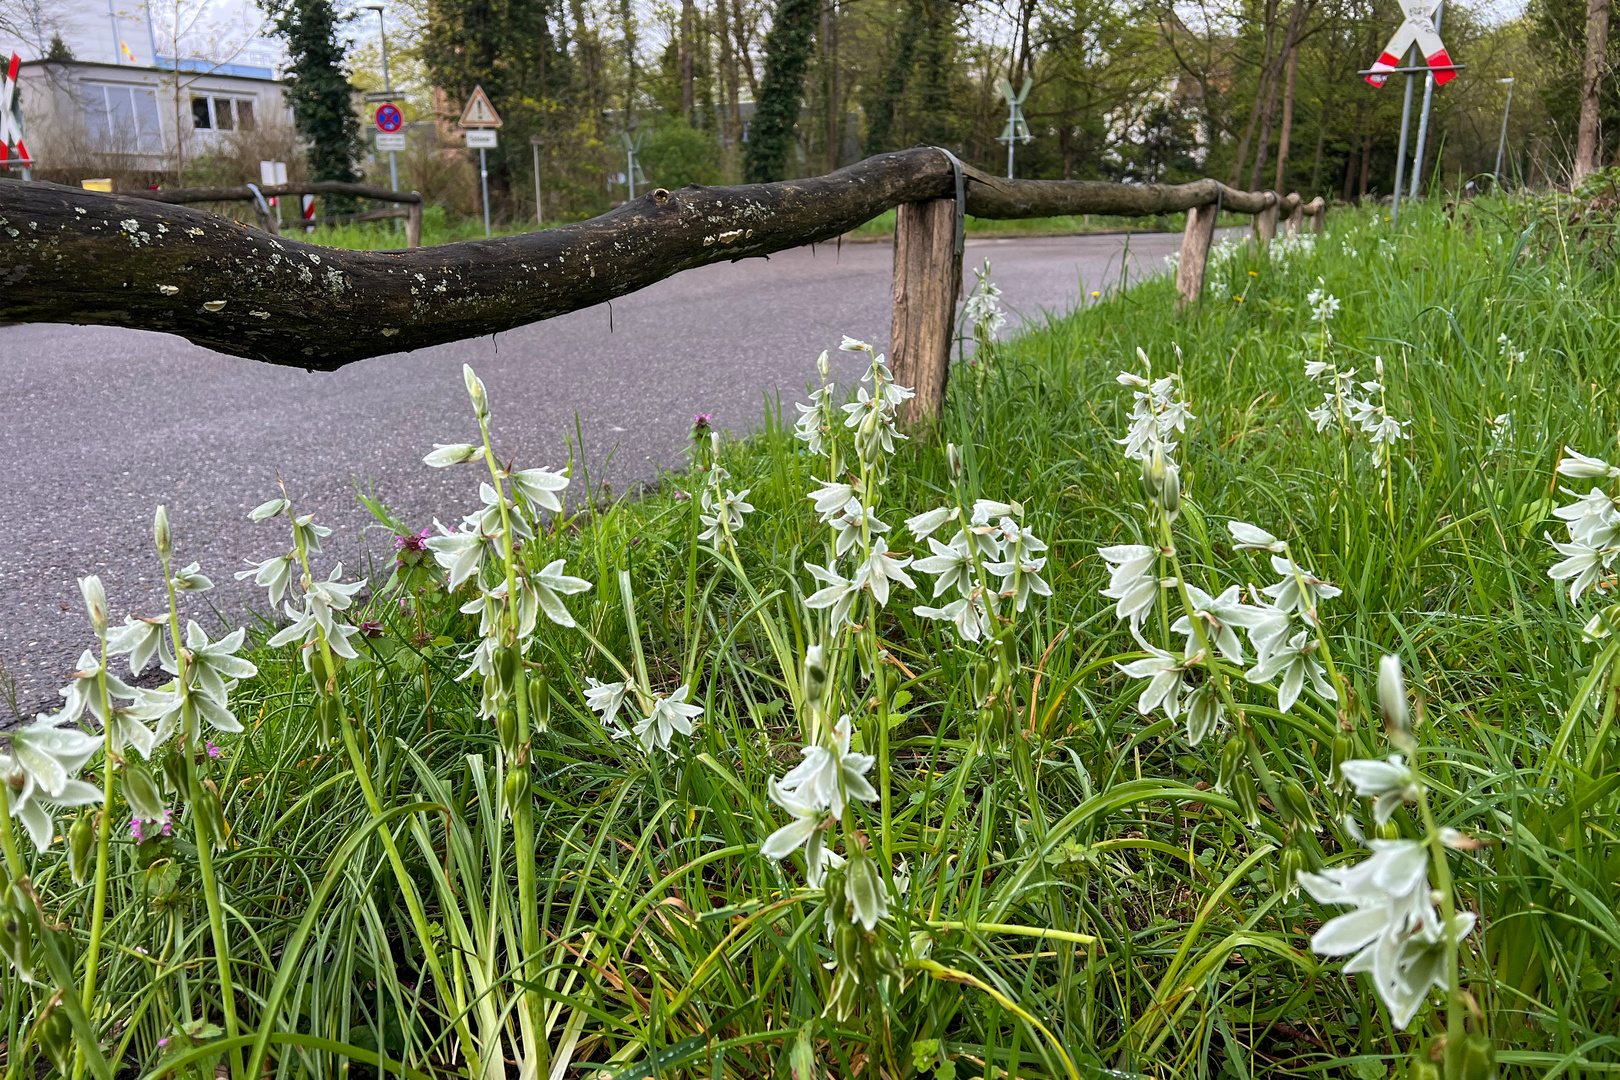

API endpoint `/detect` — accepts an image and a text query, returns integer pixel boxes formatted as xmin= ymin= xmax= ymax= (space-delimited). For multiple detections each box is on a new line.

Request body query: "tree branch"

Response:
xmin=2 ymin=148 xmax=1271 ymax=370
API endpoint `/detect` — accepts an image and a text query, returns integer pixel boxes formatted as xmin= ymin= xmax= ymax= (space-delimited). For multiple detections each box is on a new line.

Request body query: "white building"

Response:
xmin=1 ymin=0 xmax=289 ymax=177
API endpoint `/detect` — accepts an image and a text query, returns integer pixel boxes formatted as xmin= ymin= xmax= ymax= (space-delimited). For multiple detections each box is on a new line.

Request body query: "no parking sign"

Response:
xmin=374 ymin=103 xmax=403 ymax=132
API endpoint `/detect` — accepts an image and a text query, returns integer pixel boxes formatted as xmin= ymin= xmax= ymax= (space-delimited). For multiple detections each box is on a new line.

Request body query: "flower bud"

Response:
xmin=198 ymin=779 xmax=229 ymax=852
xmin=68 ymin=812 xmax=96 ymax=885
xmin=946 ymin=442 xmax=963 ymax=479
xmin=1281 ymin=779 xmax=1320 ymax=832
xmin=1378 ymin=653 xmax=1415 ymax=752
xmin=464 ymin=363 xmax=489 ymax=419
xmin=817 ymin=349 xmax=830 ymax=378
xmin=154 ymin=504 xmax=172 ymax=556
xmin=123 ymin=762 xmax=167 ymax=824
xmin=1329 ymin=732 xmax=1354 ymax=790
xmin=1234 ymin=771 xmax=1262 ymax=828
xmin=1278 ymin=844 xmax=1305 ymax=894
xmin=803 ymin=645 xmax=827 ymax=703
xmin=1216 ymin=735 xmax=1246 ymax=793
xmin=1443 ymin=1033 xmax=1496 ymax=1080
xmin=496 ymin=647 xmax=520 ymax=694
xmin=316 ymin=695 xmax=340 ymax=744
xmin=504 ymin=767 xmax=530 ymax=814
xmin=527 ymin=673 xmax=550 ymax=734
xmin=79 ymin=575 xmax=108 ymax=635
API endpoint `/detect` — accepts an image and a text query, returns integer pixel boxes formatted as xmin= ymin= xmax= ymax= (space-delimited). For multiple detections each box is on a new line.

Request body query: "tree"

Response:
xmin=744 ymin=0 xmax=817 ymax=181
xmin=1577 ymin=0 xmax=1611 ymax=177
xmin=268 ymin=0 xmax=362 ymax=186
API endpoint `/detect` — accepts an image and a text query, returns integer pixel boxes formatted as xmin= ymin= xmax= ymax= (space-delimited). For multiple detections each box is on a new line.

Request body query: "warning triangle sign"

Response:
xmin=458 ymin=85 xmax=503 ymax=129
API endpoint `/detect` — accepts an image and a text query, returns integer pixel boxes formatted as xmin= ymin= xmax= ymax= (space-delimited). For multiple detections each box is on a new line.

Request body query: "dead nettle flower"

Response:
xmin=395 ymin=527 xmax=431 ymax=566
xmin=691 ymin=413 xmax=713 ymax=442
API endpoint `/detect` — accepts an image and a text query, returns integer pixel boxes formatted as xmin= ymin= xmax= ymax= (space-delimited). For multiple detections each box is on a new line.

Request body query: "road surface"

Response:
xmin=0 ymin=230 xmax=1185 ymax=715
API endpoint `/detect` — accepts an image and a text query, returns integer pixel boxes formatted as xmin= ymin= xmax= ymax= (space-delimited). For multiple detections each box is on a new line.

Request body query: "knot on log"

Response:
xmin=651 ymin=189 xmax=671 ymax=204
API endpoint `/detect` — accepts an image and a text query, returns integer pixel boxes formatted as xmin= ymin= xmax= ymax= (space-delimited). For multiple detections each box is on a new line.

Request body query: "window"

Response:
xmin=81 ymin=83 xmax=163 ymax=152
xmin=190 ymin=96 xmax=256 ymax=132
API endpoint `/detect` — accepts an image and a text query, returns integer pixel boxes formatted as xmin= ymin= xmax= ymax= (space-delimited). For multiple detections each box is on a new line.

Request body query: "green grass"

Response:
xmin=6 ymin=195 xmax=1620 ymax=1080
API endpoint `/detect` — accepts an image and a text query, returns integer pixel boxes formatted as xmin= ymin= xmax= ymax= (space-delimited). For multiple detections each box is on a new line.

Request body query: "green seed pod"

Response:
xmin=0 ymin=897 xmax=34 ymax=981
xmin=1234 ymin=772 xmax=1262 ymax=828
xmin=1407 ymin=1059 xmax=1440 ymax=1080
xmin=1281 ymin=779 xmax=1320 ymax=832
xmin=1329 ymin=733 xmax=1354 ymax=789
xmin=497 ymin=647 xmax=519 ymax=693
xmin=1217 ymin=736 xmax=1246 ymax=794
xmin=971 ymin=664 xmax=991 ymax=705
xmin=38 ymin=1005 xmax=74 ymax=1074
xmin=528 ymin=672 xmax=551 ymax=733
xmin=310 ymin=650 xmax=333 ymax=693
xmin=68 ymin=813 xmax=96 ymax=886
xmin=198 ymin=780 xmax=229 ymax=852
xmin=1445 ymin=1033 xmax=1496 ymax=1080
xmin=315 ymin=696 xmax=337 ymax=745
xmin=497 ymin=708 xmax=519 ymax=754
xmin=504 ymin=767 xmax=530 ymax=812
xmin=1279 ymin=844 xmax=1305 ymax=893
xmin=123 ymin=762 xmax=167 ymax=826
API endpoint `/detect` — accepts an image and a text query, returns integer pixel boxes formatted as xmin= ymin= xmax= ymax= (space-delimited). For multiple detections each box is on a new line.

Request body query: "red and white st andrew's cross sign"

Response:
xmin=1365 ymin=0 xmax=1456 ymax=88
xmin=1 ymin=52 xmax=32 ymax=167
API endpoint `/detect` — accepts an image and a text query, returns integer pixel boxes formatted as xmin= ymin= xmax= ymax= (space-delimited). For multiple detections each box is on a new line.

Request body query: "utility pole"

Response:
xmin=364 ymin=4 xmax=398 ymax=192
xmin=1494 ymin=77 xmax=1515 ymax=189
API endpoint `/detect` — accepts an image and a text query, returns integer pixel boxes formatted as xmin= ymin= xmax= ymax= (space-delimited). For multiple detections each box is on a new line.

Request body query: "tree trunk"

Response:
xmin=1359 ymin=131 xmax=1372 ymax=199
xmin=1 ymin=154 xmax=1276 ymax=370
xmin=717 ymin=0 xmax=737 ymax=148
xmin=1272 ymin=42 xmax=1300 ymax=192
xmin=1250 ymin=0 xmax=1305 ymax=191
xmin=1229 ymin=0 xmax=1280 ymax=187
xmin=1576 ymin=0 xmax=1611 ymax=181
xmin=1309 ymin=115 xmax=1325 ymax=192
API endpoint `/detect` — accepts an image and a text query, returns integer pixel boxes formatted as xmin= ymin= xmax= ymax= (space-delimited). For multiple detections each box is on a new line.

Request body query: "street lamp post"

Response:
xmin=363 ymin=4 xmax=398 ymax=192
xmin=1494 ymin=77 xmax=1515 ymax=190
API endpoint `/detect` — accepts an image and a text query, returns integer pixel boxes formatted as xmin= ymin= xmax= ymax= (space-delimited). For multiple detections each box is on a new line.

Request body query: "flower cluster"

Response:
xmin=584 ymin=677 xmax=705 ymax=754
xmin=908 ymin=498 xmax=1049 ymax=643
xmin=961 ymin=259 xmax=1007 ymax=339
xmin=1304 ymin=354 xmax=1409 ymax=466
xmin=697 ymin=432 xmax=754 ymax=544
xmin=1546 ymin=446 xmax=1620 ymax=612
xmin=761 ymin=709 xmax=876 ymax=893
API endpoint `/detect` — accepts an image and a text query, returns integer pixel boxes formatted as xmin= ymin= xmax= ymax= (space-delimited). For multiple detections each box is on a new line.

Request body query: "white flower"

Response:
xmin=1116 ymin=638 xmax=1194 ymax=719
xmin=1548 ymin=537 xmax=1615 ymax=604
xmin=59 ymin=649 xmax=136 ymax=724
xmin=508 ymin=466 xmax=570 ymax=512
xmin=778 ymin=715 xmax=877 ymax=819
xmin=851 ymin=538 xmax=915 ymax=607
xmin=1262 ymin=554 xmax=1342 ymax=614
xmin=905 ymin=506 xmax=956 ymax=541
xmin=808 ymin=478 xmax=857 ymax=522
xmin=1099 ymin=544 xmax=1160 ymax=628
xmin=839 ymin=335 xmax=872 ymax=353
xmin=829 ymin=499 xmax=890 ymax=557
xmin=183 ymin=622 xmax=257 ymax=717
xmin=804 ymin=562 xmax=859 ymax=629
xmin=1 ymin=712 xmax=104 ymax=852
xmin=1245 ymin=630 xmax=1337 ymax=712
xmin=914 ymin=593 xmax=991 ymax=643
xmin=528 ymin=559 xmax=592 ymax=629
xmin=760 ymin=778 xmax=842 ymax=887
xmin=107 ymin=615 xmax=173 ymax=676
xmin=1299 ymin=839 xmax=1476 ymax=1030
xmin=425 ymin=522 xmax=494 ymax=591
xmin=1558 ymin=447 xmax=1620 ymax=480
xmin=1184 ymin=684 xmax=1223 ymax=746
xmin=793 ymin=384 xmax=836 ymax=457
xmin=584 ymin=677 xmax=631 ymax=733
xmin=985 ymin=530 xmax=1051 ymax=613
xmin=1228 ymin=521 xmax=1286 ymax=554
xmin=698 ymin=489 xmax=755 ymax=541
xmin=633 ymin=685 xmax=703 ymax=753
xmin=1553 ymin=487 xmax=1620 ymax=548
xmin=235 ymin=554 xmax=294 ymax=607
xmin=423 ymin=443 xmax=481 ymax=467
xmin=1339 ymin=755 xmax=1421 ymax=824
xmin=168 ymin=562 xmax=214 ymax=593
xmin=1172 ymin=584 xmax=1270 ymax=664
xmin=912 ymin=536 xmax=975 ymax=598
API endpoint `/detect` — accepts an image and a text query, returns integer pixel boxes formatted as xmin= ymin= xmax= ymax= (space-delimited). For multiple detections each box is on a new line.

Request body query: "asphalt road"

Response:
xmin=0 ymin=230 xmax=1184 ymax=715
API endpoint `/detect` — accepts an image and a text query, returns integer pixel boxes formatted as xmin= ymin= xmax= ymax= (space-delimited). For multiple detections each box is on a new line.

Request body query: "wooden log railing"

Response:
xmin=114 ymin=181 xmax=425 ymax=248
xmin=0 ymin=148 xmax=1326 ymax=421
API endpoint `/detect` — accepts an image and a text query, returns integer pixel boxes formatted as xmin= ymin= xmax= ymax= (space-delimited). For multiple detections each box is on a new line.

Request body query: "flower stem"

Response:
xmin=159 ymin=554 xmax=245 ymax=1080
xmin=79 ymin=632 xmax=117 ymax=1019
xmin=1417 ymin=787 xmax=1463 ymax=1052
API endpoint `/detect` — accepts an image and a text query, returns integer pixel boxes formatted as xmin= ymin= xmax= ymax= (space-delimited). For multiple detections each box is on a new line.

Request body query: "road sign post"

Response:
xmin=996 ymin=77 xmax=1032 ymax=180
xmin=458 ymin=86 xmax=503 ymax=238
xmin=374 ymin=101 xmax=404 ymax=191
xmin=2 ymin=52 xmax=33 ymax=180
xmin=618 ymin=131 xmax=645 ymax=200
xmin=1362 ymin=0 xmax=1457 ymax=224
xmin=1409 ymin=0 xmax=1444 ymax=199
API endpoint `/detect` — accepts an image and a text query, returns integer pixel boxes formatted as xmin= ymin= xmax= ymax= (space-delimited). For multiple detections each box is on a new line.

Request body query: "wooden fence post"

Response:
xmin=890 ymin=197 xmax=962 ymax=425
xmin=406 ymin=195 xmax=423 ymax=249
xmin=1174 ymin=200 xmax=1219 ymax=311
xmin=1285 ymin=195 xmax=1305 ymax=234
xmin=1252 ymin=192 xmax=1280 ymax=247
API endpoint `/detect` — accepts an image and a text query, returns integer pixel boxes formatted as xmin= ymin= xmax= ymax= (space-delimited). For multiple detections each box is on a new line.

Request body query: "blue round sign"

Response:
xmin=374 ymin=103 xmax=403 ymax=133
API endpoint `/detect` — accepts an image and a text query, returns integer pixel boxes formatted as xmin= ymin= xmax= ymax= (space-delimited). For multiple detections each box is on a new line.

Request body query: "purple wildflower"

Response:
xmin=131 ymin=809 xmax=173 ymax=843
xmin=395 ymin=527 xmax=431 ymax=566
